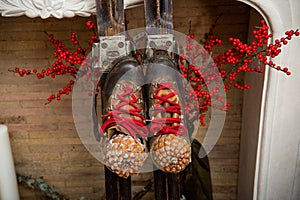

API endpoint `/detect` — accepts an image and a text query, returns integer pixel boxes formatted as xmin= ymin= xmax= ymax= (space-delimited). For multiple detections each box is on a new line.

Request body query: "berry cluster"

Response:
xmin=86 ymin=20 xmax=99 ymax=45
xmin=11 ymin=20 xmax=99 ymax=104
xmin=216 ymin=20 xmax=298 ymax=90
xmin=202 ymin=15 xmax=222 ymax=53
xmin=86 ymin=20 xmax=95 ymax=30
xmin=10 ymin=18 xmax=299 ymax=128
xmin=179 ymin=19 xmax=299 ymax=126
xmin=179 ymin=33 xmax=229 ymax=127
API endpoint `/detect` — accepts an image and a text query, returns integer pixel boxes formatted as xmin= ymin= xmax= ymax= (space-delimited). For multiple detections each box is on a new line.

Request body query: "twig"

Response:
xmin=17 ymin=173 xmax=68 ymax=200
xmin=132 ymin=179 xmax=154 ymax=200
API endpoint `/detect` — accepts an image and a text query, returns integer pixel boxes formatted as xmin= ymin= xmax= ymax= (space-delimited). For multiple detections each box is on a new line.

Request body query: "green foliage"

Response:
xmin=17 ymin=173 xmax=89 ymax=200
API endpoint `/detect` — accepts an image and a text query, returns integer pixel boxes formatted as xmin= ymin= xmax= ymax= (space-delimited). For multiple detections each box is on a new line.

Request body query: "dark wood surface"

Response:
xmin=95 ymin=0 xmax=125 ymax=36
xmin=167 ymin=173 xmax=181 ymax=200
xmin=119 ymin=176 xmax=132 ymax=200
xmin=144 ymin=0 xmax=173 ymax=34
xmin=105 ymin=166 xmax=119 ymax=200
xmin=154 ymin=170 xmax=167 ymax=200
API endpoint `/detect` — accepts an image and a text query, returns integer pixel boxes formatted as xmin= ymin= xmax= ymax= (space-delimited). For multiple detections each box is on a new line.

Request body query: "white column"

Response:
xmin=238 ymin=0 xmax=300 ymax=199
xmin=0 ymin=125 xmax=20 ymax=200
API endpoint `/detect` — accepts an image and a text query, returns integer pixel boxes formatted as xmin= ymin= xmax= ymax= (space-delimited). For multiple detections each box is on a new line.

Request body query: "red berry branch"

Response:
xmin=178 ymin=19 xmax=299 ymax=126
xmin=9 ymin=21 xmax=99 ymax=104
xmin=9 ymin=19 xmax=299 ymax=127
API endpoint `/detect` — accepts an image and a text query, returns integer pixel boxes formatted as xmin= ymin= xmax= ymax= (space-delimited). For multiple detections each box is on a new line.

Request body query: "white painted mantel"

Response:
xmin=0 ymin=0 xmax=143 ymax=18
xmin=0 ymin=0 xmax=299 ymax=199
xmin=237 ymin=0 xmax=300 ymax=199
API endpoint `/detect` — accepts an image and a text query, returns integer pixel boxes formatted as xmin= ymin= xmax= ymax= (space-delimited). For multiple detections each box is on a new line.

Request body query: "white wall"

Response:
xmin=237 ymin=0 xmax=300 ymax=199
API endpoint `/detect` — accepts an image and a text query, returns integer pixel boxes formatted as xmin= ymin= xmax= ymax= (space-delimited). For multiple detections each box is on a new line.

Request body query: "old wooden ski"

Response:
xmin=144 ymin=0 xmax=182 ymax=199
xmin=94 ymin=1 xmax=131 ymax=199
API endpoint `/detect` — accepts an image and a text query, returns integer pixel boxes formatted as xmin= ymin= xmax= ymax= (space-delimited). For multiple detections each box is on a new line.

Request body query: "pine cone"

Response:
xmin=151 ymin=134 xmax=191 ymax=173
xmin=104 ymin=134 xmax=148 ymax=178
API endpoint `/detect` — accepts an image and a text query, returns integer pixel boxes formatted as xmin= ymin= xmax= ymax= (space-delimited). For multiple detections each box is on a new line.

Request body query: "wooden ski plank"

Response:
xmin=144 ymin=1 xmax=183 ymax=199
xmin=95 ymin=1 xmax=131 ymax=200
xmin=144 ymin=0 xmax=173 ymax=33
xmin=96 ymin=0 xmax=125 ymax=36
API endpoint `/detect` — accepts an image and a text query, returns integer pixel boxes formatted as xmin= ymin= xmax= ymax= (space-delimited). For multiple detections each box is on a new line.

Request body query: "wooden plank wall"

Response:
xmin=0 ymin=0 xmax=252 ymax=199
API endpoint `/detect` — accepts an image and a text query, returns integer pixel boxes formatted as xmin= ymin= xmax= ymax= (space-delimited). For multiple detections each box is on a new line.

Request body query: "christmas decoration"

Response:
xmin=9 ymin=21 xmax=98 ymax=104
xmin=9 ymin=17 xmax=299 ymax=179
xmin=9 ymin=18 xmax=299 ymax=119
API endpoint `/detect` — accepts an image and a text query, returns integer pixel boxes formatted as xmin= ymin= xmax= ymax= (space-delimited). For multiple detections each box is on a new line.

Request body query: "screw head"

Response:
xmin=166 ymin=41 xmax=172 ymax=47
xmin=103 ymin=60 xmax=108 ymax=66
xmin=149 ymin=41 xmax=156 ymax=48
xmin=101 ymin=42 xmax=108 ymax=49
xmin=118 ymin=42 xmax=124 ymax=48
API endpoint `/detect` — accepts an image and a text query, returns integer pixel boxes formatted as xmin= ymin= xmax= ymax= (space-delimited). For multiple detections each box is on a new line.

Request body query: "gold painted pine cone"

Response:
xmin=104 ymin=134 xmax=148 ymax=178
xmin=151 ymin=134 xmax=191 ymax=173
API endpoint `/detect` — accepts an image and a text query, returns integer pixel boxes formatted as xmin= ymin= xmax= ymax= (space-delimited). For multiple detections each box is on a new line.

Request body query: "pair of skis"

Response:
xmin=94 ymin=0 xmax=182 ymax=199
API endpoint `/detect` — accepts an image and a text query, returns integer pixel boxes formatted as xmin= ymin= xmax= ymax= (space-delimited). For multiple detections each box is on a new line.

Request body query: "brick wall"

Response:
xmin=0 ymin=0 xmax=252 ymax=199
